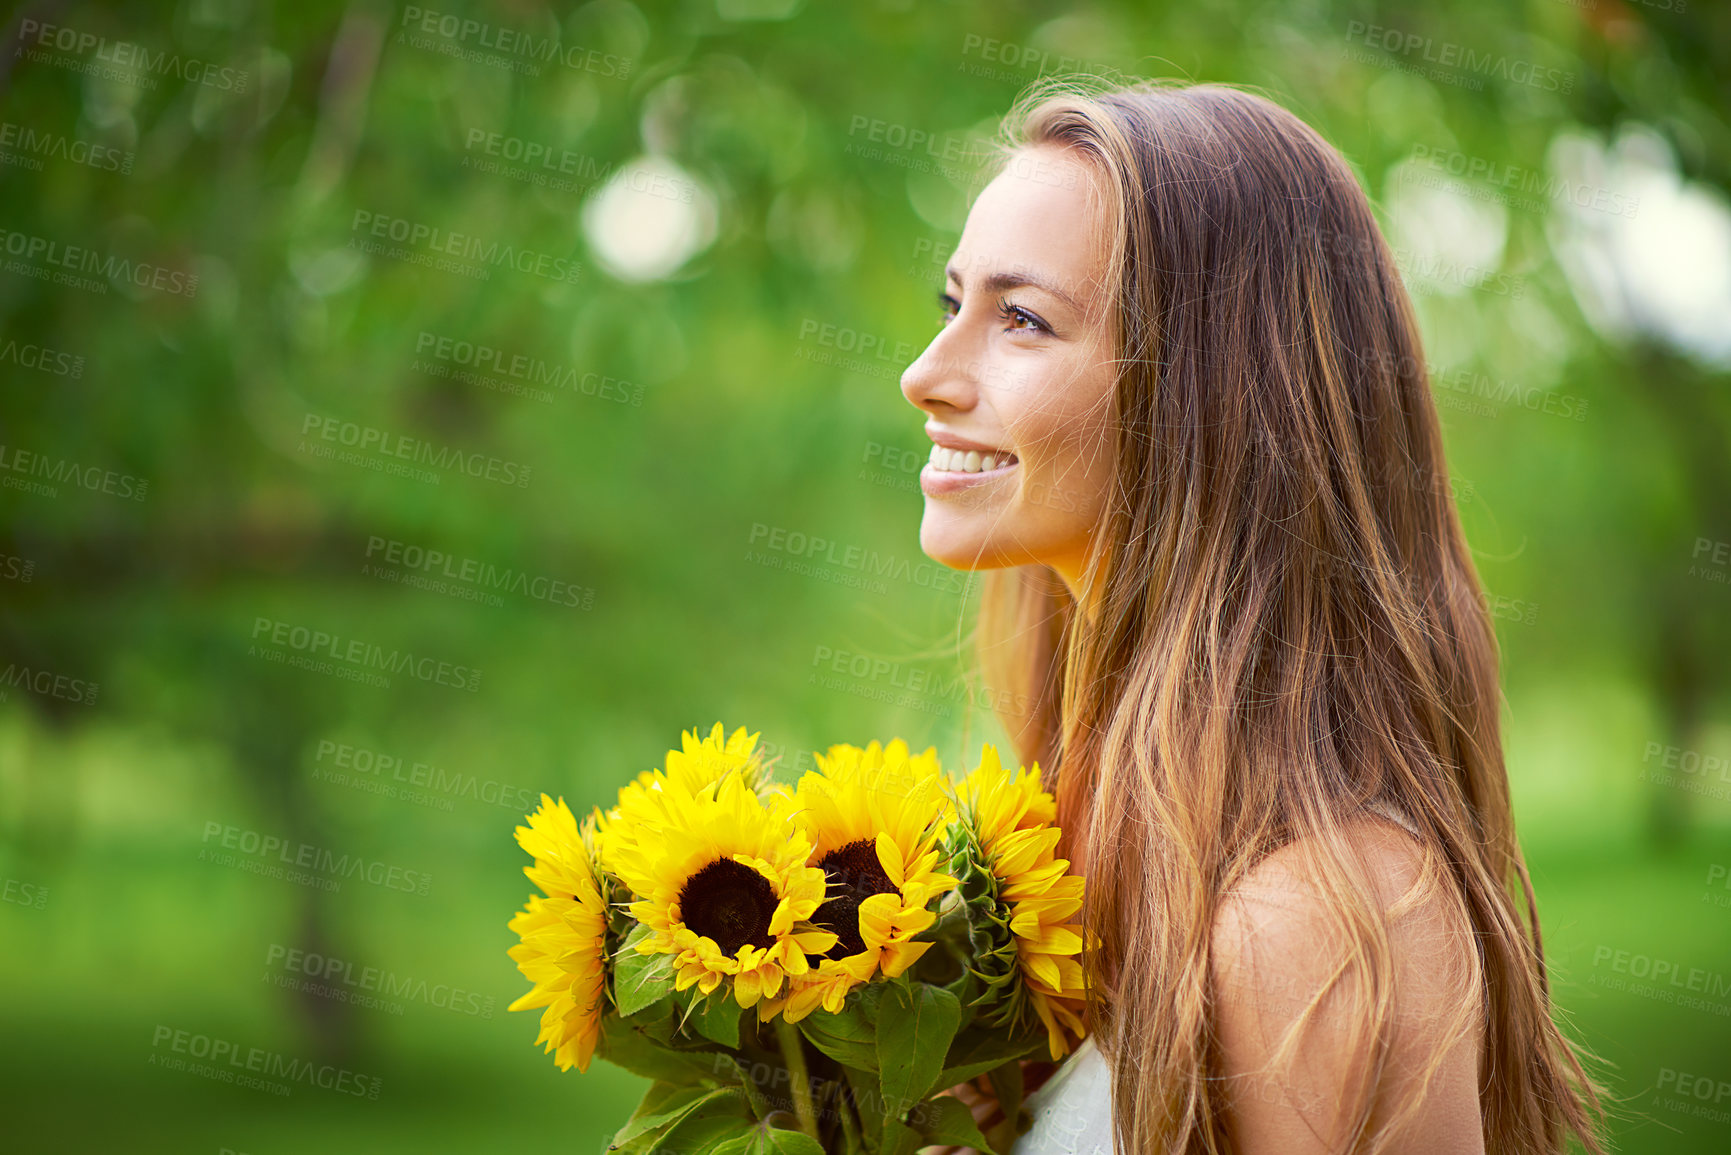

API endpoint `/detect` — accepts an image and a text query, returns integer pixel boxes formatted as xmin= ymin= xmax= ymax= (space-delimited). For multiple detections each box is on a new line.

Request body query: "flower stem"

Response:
xmin=774 ymin=1016 xmax=821 ymax=1142
xmin=837 ymin=1084 xmax=863 ymax=1155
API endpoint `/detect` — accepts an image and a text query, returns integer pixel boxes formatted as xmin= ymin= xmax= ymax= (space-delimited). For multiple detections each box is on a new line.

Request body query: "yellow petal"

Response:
xmin=1025 ymin=925 xmax=1084 ymax=955
xmin=875 ymin=831 xmax=907 ymax=888
xmin=858 ymin=892 xmax=903 ymax=940
xmin=839 ymin=951 xmax=879 ymax=982
xmin=881 ymin=940 xmax=933 ymax=979
xmin=768 ymin=896 xmax=796 ymax=937
xmin=790 ymin=928 xmax=840 ymax=955
xmin=1025 ymin=951 xmax=1062 ymax=992
xmin=895 ymin=906 xmax=937 ymax=937
xmin=785 ymin=982 xmax=828 ymax=1023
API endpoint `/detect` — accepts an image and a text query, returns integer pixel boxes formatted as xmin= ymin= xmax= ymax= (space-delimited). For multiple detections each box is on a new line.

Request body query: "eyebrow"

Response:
xmin=943 ymin=263 xmax=1085 ymax=314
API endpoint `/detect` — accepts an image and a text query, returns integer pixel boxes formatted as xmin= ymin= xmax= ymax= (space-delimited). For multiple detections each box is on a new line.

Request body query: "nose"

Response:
xmin=900 ymin=321 xmax=978 ymax=416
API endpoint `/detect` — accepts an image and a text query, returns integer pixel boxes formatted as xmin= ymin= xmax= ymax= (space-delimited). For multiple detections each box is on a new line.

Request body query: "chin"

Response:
xmin=918 ymin=511 xmax=1017 ymax=571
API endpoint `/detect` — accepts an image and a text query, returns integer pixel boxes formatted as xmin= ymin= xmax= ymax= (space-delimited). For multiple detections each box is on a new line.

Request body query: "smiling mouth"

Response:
xmin=926 ymin=444 xmax=1019 ymax=474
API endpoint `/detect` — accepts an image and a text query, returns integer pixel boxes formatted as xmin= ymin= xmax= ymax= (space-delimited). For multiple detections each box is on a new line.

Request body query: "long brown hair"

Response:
xmin=970 ymin=80 xmax=1607 ymax=1155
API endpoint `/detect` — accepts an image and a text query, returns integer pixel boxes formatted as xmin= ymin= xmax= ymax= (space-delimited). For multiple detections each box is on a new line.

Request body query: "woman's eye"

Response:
xmin=934 ymin=293 xmax=1050 ymax=334
xmin=997 ymin=298 xmax=1049 ymax=334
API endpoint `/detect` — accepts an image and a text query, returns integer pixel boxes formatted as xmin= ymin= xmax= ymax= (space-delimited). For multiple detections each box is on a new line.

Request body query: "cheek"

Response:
xmin=1009 ymin=399 xmax=1114 ymax=524
xmin=1047 ymin=422 xmax=1112 ymax=494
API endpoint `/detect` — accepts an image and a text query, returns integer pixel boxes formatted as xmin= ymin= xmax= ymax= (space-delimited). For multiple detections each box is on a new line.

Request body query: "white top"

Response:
xmin=1010 ymin=1033 xmax=1115 ymax=1155
xmin=1010 ymin=800 xmax=1422 ymax=1155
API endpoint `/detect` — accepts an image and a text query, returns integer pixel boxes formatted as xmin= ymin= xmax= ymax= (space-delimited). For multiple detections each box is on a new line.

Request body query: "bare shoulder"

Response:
xmin=1209 ymin=815 xmax=1485 ymax=1154
xmin=1213 ymin=815 xmax=1473 ymax=979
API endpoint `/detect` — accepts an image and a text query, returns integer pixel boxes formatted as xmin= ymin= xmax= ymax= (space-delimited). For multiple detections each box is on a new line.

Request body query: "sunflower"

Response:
xmin=506 ymin=794 xmax=610 ymax=1072
xmin=590 ymin=723 xmax=769 ymax=872
xmin=954 ymin=745 xmax=1089 ymax=1059
xmin=610 ymin=769 xmax=838 ymax=1010
xmin=761 ymin=739 xmax=959 ymax=1023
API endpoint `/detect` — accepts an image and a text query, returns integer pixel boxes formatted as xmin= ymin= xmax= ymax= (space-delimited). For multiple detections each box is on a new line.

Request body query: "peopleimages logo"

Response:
xmin=249 ymin=615 xmax=484 ymax=692
xmin=1590 ymin=945 xmax=1731 ymax=1004
xmin=16 ymin=20 xmax=251 ymax=91
xmin=349 ymin=209 xmax=580 ymax=283
xmin=747 ymin=523 xmax=972 ymax=595
xmin=150 ymin=1025 xmax=381 ymax=1098
xmin=0 ymin=225 xmax=198 ymax=296
xmin=0 ymin=443 xmax=148 ymax=500
xmin=413 ymin=331 xmax=642 ymax=406
xmin=1407 ymin=144 xmax=1638 ymax=219
xmin=1344 ymin=21 xmax=1574 ymax=94
xmin=0 ymin=661 xmax=99 ymax=706
xmin=299 ymin=412 xmax=532 ymax=488
xmin=396 ymin=6 xmax=632 ymax=79
xmin=264 ymin=944 xmax=496 ymax=1019
xmin=313 ymin=738 xmax=540 ymax=813
xmin=364 ymin=535 xmax=594 ymax=610
xmin=0 ymin=120 xmax=133 ymax=175
xmin=200 ymin=820 xmax=434 ymax=896
xmin=3 ymin=877 xmax=48 ymax=909
xmin=0 ymin=336 xmax=85 ymax=378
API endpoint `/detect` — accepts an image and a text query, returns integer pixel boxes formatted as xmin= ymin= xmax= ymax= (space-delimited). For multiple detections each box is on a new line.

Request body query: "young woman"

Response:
xmin=902 ymin=81 xmax=1607 ymax=1155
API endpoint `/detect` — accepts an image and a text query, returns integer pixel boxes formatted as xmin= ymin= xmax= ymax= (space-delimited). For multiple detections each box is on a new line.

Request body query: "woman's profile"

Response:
xmin=902 ymin=80 xmax=1608 ymax=1155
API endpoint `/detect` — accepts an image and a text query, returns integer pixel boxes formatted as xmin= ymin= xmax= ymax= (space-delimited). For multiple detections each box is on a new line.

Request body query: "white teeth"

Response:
xmin=926 ymin=445 xmax=1018 ymax=474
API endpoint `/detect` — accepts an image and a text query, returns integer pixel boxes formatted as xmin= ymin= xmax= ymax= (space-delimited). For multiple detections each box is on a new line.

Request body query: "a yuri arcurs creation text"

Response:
xmin=505 ymin=724 xmax=1091 ymax=1155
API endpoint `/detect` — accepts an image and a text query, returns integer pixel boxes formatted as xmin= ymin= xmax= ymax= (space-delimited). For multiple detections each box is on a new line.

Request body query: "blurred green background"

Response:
xmin=2 ymin=0 xmax=1729 ymax=1151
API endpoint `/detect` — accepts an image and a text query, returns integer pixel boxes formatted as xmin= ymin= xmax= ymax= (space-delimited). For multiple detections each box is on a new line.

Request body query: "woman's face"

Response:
xmin=900 ymin=144 xmax=1119 ymax=592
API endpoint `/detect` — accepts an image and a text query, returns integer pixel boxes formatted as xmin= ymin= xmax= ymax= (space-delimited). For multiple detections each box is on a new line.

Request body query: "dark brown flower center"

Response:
xmin=678 ymin=858 xmax=778 ymax=957
xmin=813 ymin=839 xmax=898 ymax=960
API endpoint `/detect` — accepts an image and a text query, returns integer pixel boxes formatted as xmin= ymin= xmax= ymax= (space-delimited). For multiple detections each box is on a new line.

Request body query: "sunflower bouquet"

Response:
xmin=506 ymin=724 xmax=1090 ymax=1155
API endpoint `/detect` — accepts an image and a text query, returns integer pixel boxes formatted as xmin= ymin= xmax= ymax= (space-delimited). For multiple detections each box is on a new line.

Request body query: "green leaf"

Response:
xmin=609 ymin=1083 xmax=716 ymax=1151
xmin=688 ymin=990 xmax=745 ymax=1048
xmin=608 ymin=1087 xmax=751 ymax=1155
xmin=748 ymin=1126 xmax=826 ymax=1155
xmin=797 ymin=1003 xmax=879 ymax=1071
xmin=635 ymin=999 xmax=742 ymax=1054
xmin=935 ymin=1025 xmax=1046 ymax=1089
xmin=880 ymin=1117 xmax=924 ymax=1155
xmin=912 ymin=1094 xmax=999 ymax=1155
xmin=985 ymin=1060 xmax=1026 ymax=1153
xmin=598 ymin=1014 xmax=736 ymax=1086
xmin=844 ymin=1063 xmax=884 ymax=1149
xmin=796 ymin=981 xmax=884 ymax=1070
xmin=646 ymin=1090 xmax=755 ymax=1155
xmin=615 ymin=924 xmax=676 ymax=1018
xmin=876 ymin=983 xmax=962 ymax=1123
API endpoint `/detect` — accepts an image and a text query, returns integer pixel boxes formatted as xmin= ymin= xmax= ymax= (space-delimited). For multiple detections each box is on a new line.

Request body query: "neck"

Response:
xmin=1054 ymin=555 xmax=1101 ymax=625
